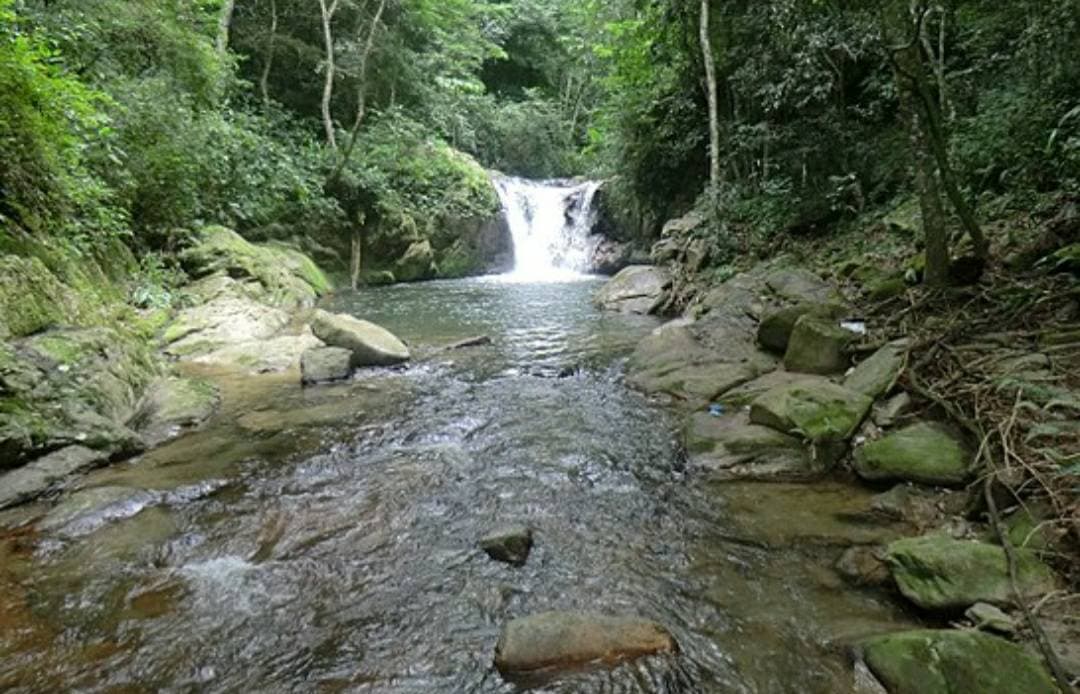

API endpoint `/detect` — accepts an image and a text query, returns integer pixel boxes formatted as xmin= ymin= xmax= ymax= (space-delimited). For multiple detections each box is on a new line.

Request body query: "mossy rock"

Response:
xmin=393 ymin=239 xmax=437 ymax=283
xmin=360 ymin=270 xmax=397 ymax=287
xmin=179 ymin=226 xmax=331 ymax=307
xmin=854 ymin=422 xmax=971 ymax=486
xmin=0 ymin=256 xmax=74 ymax=338
xmin=844 ymin=339 xmax=910 ymax=399
xmin=757 ymin=303 xmax=846 ymax=354
xmin=860 ymin=629 xmax=1057 ymax=694
xmin=783 ymin=314 xmax=855 ymax=374
xmin=869 ymin=276 xmax=908 ymax=301
xmin=885 ymin=535 xmax=1057 ymax=610
xmin=749 ymin=377 xmax=872 ymax=444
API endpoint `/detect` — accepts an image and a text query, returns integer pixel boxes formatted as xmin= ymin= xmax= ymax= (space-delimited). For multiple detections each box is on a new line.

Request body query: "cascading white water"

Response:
xmin=492 ymin=175 xmax=602 ymax=281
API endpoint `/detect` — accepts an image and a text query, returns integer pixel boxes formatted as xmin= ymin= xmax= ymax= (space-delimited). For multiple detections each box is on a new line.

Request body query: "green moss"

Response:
xmin=854 ymin=422 xmax=972 ymax=485
xmin=868 ymin=275 xmax=908 ymax=301
xmin=0 ymin=256 xmax=72 ymax=338
xmin=862 ymin=630 xmax=1057 ymax=694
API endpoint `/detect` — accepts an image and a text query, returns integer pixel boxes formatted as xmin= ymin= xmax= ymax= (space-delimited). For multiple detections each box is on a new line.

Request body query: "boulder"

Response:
xmin=480 ymin=525 xmax=533 ymax=566
xmin=594 ymin=266 xmax=670 ymax=315
xmin=885 ymin=535 xmax=1057 ymax=610
xmin=132 ymin=377 xmax=220 ymax=447
xmin=859 ymin=629 xmax=1056 ymax=694
xmin=494 ymin=612 xmax=676 ymax=676
xmin=0 ymin=446 xmax=108 ymax=510
xmin=301 ymin=347 xmax=353 ymax=385
xmin=846 ymin=340 xmax=910 ymax=399
xmin=854 ymin=423 xmax=972 ymax=486
xmin=757 ymin=303 xmax=846 ymax=354
xmin=394 ymin=240 xmax=437 ymax=282
xmin=872 ymin=393 xmax=914 ymax=428
xmin=764 ymin=267 xmax=841 ymax=304
xmin=749 ymin=377 xmax=872 ymax=444
xmin=784 ymin=314 xmax=855 ymax=375
xmin=310 ymin=310 xmax=410 ymax=367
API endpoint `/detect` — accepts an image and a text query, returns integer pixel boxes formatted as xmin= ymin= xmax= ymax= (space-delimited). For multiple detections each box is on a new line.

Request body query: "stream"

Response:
xmin=0 ymin=180 xmax=921 ymax=692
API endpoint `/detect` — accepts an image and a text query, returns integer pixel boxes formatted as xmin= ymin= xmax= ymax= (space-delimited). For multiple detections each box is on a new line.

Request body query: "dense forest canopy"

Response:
xmin=2 ymin=0 xmax=1078 ymax=283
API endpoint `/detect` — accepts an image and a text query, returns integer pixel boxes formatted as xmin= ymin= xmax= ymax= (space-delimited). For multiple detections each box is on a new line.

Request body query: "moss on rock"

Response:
xmin=860 ymin=629 xmax=1057 ymax=694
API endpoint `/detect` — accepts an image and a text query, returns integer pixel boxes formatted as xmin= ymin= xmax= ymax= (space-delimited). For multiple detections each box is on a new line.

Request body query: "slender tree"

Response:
xmin=318 ymin=0 xmax=341 ymax=149
xmin=699 ymin=0 xmax=721 ymax=209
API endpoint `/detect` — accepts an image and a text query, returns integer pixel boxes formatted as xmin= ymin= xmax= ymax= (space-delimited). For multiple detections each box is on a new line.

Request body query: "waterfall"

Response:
xmin=492 ymin=175 xmax=602 ymax=281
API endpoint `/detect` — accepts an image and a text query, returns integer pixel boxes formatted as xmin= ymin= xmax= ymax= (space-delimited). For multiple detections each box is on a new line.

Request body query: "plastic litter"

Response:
xmin=709 ymin=404 xmax=725 ymax=417
xmin=840 ymin=320 xmax=867 ymax=335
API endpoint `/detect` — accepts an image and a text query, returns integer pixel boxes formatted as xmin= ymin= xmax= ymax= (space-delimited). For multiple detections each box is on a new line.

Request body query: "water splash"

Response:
xmin=492 ymin=175 xmax=602 ymax=282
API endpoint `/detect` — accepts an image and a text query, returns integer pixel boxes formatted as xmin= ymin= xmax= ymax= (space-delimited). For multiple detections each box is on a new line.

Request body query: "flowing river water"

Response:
xmin=0 ymin=182 xmax=922 ymax=692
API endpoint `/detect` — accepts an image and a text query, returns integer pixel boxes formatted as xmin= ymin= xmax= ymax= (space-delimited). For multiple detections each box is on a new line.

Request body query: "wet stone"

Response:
xmin=480 ymin=525 xmax=533 ymax=566
xmin=494 ymin=611 xmax=676 ymax=677
xmin=301 ymin=346 xmax=353 ymax=385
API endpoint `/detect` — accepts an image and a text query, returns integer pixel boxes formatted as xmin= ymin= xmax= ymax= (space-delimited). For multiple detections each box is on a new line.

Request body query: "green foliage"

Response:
xmin=0 ymin=0 xmax=123 ymax=244
xmin=129 ymin=253 xmax=189 ymax=310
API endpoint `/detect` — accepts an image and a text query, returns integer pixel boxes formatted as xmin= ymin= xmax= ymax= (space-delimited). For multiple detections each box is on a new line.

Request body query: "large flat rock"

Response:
xmin=494 ymin=612 xmax=676 ymax=676
xmin=854 ymin=422 xmax=972 ymax=486
xmin=686 ymin=411 xmax=820 ymax=480
xmin=749 ymin=377 xmax=872 ymax=444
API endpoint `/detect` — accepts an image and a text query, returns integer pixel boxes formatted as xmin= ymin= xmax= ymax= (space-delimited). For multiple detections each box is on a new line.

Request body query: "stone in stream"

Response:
xmin=593 ymin=265 xmax=670 ymax=315
xmin=0 ymin=446 xmax=108 ymax=510
xmin=784 ymin=314 xmax=856 ymax=375
xmin=300 ymin=346 xmax=353 ymax=385
xmin=480 ymin=525 xmax=533 ymax=566
xmin=885 ymin=535 xmax=1057 ymax=610
xmin=845 ymin=339 xmax=910 ymax=399
xmin=749 ymin=377 xmax=872 ymax=445
xmin=310 ymin=310 xmax=410 ymax=367
xmin=836 ymin=546 xmax=891 ymax=588
xmin=757 ymin=303 xmax=846 ymax=354
xmin=494 ymin=612 xmax=676 ymax=677
xmin=858 ymin=629 xmax=1057 ymax=694
xmin=685 ymin=410 xmax=821 ymax=480
xmin=853 ymin=422 xmax=972 ymax=486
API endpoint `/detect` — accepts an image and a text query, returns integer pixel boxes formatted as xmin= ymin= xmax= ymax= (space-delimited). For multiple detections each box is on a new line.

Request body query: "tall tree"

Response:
xmin=700 ymin=0 xmax=721 ymax=207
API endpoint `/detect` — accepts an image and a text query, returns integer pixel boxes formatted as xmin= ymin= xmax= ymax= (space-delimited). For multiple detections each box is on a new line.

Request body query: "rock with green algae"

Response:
xmin=859 ymin=629 xmax=1057 ymax=694
xmin=311 ymin=310 xmax=410 ymax=367
xmin=845 ymin=339 xmax=910 ymax=399
xmin=749 ymin=377 xmax=872 ymax=444
xmin=885 ymin=535 xmax=1057 ymax=610
xmin=757 ymin=302 xmax=847 ymax=354
xmin=854 ymin=422 xmax=971 ymax=486
xmin=784 ymin=314 xmax=855 ymax=375
xmin=179 ymin=226 xmax=331 ymax=308
xmin=0 ymin=256 xmax=72 ymax=339
xmin=0 ymin=327 xmax=159 ymax=467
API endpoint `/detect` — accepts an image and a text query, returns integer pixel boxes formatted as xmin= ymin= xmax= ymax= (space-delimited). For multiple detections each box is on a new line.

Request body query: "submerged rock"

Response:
xmin=859 ymin=629 xmax=1056 ymax=694
xmin=300 ymin=347 xmax=353 ymax=385
xmin=0 ymin=446 xmax=109 ymax=510
xmin=784 ymin=314 xmax=855 ymax=375
xmin=885 ymin=535 xmax=1057 ymax=610
xmin=836 ymin=546 xmax=892 ymax=588
xmin=494 ymin=612 xmax=676 ymax=676
xmin=749 ymin=377 xmax=872 ymax=445
xmin=310 ymin=310 xmax=410 ymax=367
xmin=480 ymin=525 xmax=533 ymax=566
xmin=593 ymin=266 xmax=670 ymax=315
xmin=854 ymin=422 xmax=972 ymax=486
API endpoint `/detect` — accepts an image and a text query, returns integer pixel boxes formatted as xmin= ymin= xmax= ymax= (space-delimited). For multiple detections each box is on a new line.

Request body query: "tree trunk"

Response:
xmin=699 ymin=0 xmax=721 ymax=207
xmin=330 ymin=0 xmax=387 ymax=182
xmin=350 ymin=230 xmax=363 ymax=291
xmin=318 ymin=0 xmax=340 ymax=149
xmin=259 ymin=0 xmax=278 ymax=110
xmin=216 ymin=0 xmax=236 ymax=56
